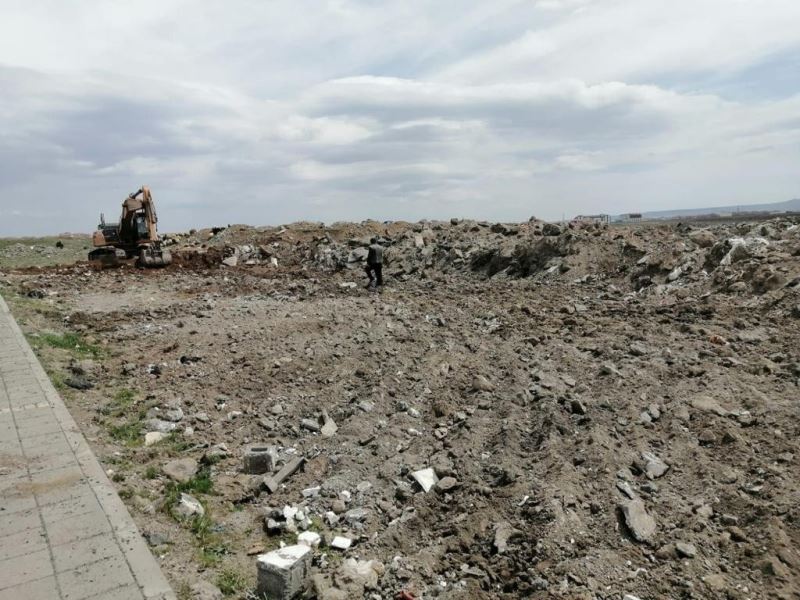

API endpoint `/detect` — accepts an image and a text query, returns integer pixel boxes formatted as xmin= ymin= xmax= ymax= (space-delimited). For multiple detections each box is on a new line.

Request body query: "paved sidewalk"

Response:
xmin=0 ymin=294 xmax=175 ymax=600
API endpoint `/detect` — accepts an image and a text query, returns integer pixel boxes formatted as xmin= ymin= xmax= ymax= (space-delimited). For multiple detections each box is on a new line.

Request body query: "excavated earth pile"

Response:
xmin=1 ymin=216 xmax=799 ymax=600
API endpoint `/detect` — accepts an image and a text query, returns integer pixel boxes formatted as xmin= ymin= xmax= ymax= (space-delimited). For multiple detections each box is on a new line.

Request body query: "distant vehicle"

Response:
xmin=89 ymin=186 xmax=172 ymax=267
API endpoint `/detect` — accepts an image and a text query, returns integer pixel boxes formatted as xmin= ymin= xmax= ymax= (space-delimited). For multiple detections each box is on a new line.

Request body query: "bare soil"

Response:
xmin=1 ymin=217 xmax=798 ymax=600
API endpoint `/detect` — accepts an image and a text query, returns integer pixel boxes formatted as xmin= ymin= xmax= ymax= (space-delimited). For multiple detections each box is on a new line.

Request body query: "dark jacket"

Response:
xmin=367 ymin=243 xmax=384 ymax=265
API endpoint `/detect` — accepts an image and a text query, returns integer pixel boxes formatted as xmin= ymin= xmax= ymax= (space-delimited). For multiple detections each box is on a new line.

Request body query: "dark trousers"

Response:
xmin=365 ymin=263 xmax=383 ymax=286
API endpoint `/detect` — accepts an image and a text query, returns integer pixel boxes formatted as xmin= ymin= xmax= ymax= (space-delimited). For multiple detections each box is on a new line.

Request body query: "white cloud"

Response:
xmin=0 ymin=0 xmax=798 ymax=234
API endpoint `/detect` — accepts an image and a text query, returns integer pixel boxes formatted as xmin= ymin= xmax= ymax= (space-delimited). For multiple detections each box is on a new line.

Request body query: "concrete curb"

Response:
xmin=0 ymin=293 xmax=176 ymax=600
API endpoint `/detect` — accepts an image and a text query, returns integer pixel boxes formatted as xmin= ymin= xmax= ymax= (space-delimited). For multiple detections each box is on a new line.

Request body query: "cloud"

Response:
xmin=0 ymin=1 xmax=798 ymax=235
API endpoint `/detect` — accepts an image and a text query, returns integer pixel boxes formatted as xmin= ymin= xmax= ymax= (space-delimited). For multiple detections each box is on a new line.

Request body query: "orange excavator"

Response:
xmin=89 ymin=186 xmax=172 ymax=267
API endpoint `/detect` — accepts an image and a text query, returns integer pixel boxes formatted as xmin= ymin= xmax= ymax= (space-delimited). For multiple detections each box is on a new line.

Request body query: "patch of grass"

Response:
xmin=111 ymin=472 xmax=125 ymax=482
xmin=191 ymin=512 xmax=214 ymax=540
xmin=44 ymin=367 xmax=67 ymax=392
xmin=164 ymin=433 xmax=194 ymax=455
xmin=216 ymin=568 xmax=247 ymax=596
xmin=118 ymin=488 xmax=133 ymax=499
xmin=197 ymin=544 xmax=228 ymax=568
xmin=102 ymin=388 xmax=137 ymax=417
xmin=38 ymin=331 xmax=105 ymax=359
xmin=108 ymin=421 xmax=143 ymax=447
xmin=0 ymin=235 xmax=90 ymax=269
xmin=144 ymin=465 xmax=159 ymax=479
xmin=163 ymin=468 xmax=215 ymax=520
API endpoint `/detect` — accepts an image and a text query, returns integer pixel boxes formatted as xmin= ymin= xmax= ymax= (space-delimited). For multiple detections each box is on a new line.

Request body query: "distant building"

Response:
xmin=626 ymin=213 xmax=642 ymax=222
xmin=573 ymin=214 xmax=610 ymax=224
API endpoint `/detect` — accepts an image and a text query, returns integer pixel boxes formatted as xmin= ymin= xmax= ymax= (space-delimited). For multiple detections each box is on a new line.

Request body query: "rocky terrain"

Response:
xmin=1 ymin=216 xmax=799 ymax=600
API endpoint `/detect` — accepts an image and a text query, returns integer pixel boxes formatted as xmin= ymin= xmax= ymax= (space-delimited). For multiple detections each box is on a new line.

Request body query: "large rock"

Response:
xmin=620 ymin=498 xmax=657 ymax=543
xmin=542 ymin=223 xmax=562 ymax=236
xmin=173 ymin=493 xmax=205 ymax=519
xmin=636 ymin=452 xmax=669 ymax=479
xmin=472 ymin=375 xmax=495 ymax=392
xmin=688 ymin=229 xmax=716 ymax=248
xmin=144 ymin=418 xmax=177 ymax=434
xmin=163 ymin=458 xmax=199 ymax=483
xmin=257 ymin=545 xmax=312 ymax=600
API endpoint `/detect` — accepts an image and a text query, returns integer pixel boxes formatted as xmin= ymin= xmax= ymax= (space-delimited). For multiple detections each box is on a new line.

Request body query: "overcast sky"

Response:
xmin=1 ymin=0 xmax=799 ymax=234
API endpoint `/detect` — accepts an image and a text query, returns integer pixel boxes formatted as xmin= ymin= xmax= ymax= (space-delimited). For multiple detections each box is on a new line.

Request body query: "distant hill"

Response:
xmin=614 ymin=198 xmax=800 ymax=221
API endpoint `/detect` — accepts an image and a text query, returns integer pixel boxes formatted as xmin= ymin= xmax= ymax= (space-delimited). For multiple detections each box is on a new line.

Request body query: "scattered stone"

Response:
xmin=320 ymin=411 xmax=338 ymax=438
xmin=435 ymin=476 xmax=458 ymax=493
xmin=411 ymin=468 xmax=438 ymax=493
xmin=472 ymin=375 xmax=495 ymax=392
xmin=691 ymin=395 xmax=729 ymax=417
xmin=144 ymin=531 xmax=170 ymax=547
xmin=301 ymin=418 xmax=321 ymax=433
xmin=144 ymin=432 xmax=168 ymax=446
xmin=163 ymin=458 xmax=199 ymax=484
xmin=620 ymin=499 xmax=657 ymax=543
xmin=729 ymin=526 xmax=748 ymax=542
xmin=256 ymin=545 xmax=312 ymax=600
xmin=542 ymin=223 xmax=561 ymax=236
xmin=493 ymin=521 xmax=522 ymax=554
xmin=297 ymin=531 xmax=321 ymax=548
xmin=65 ymin=375 xmax=93 ymax=390
xmin=569 ymin=399 xmax=587 ymax=415
xmin=144 ymin=418 xmax=177 ymax=434
xmin=190 ymin=580 xmax=224 ymax=600
xmin=636 ymin=452 xmax=669 ymax=479
xmin=330 ymin=536 xmax=352 ymax=550
xmin=676 ymin=542 xmax=697 ymax=558
xmin=174 ymin=493 xmax=204 ymax=519
xmin=344 ymin=507 xmax=369 ymax=526
xmin=263 ymin=456 xmax=305 ymax=494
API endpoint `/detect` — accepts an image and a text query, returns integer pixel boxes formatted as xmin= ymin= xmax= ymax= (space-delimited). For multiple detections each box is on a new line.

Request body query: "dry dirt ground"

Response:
xmin=1 ymin=217 xmax=799 ymax=600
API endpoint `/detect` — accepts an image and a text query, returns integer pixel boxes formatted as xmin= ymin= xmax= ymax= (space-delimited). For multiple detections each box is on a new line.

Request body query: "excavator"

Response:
xmin=89 ymin=186 xmax=172 ymax=267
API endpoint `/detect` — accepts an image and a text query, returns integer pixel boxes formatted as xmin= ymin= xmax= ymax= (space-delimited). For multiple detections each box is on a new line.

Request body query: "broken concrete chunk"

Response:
xmin=263 ymin=456 xmax=305 ymax=494
xmin=243 ymin=445 xmax=278 ymax=475
xmin=330 ymin=536 xmax=352 ymax=550
xmin=411 ymin=467 xmax=438 ymax=493
xmin=257 ymin=544 xmax=312 ymax=600
xmin=320 ymin=411 xmax=338 ymax=438
xmin=297 ymin=531 xmax=321 ymax=548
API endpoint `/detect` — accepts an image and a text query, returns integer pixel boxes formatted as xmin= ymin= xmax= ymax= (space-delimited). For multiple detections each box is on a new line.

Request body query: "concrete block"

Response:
xmin=243 ymin=445 xmax=278 ymax=474
xmin=256 ymin=544 xmax=311 ymax=599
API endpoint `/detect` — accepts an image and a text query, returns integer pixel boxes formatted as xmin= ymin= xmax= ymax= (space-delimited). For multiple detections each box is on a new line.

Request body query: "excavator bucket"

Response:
xmin=137 ymin=246 xmax=172 ymax=268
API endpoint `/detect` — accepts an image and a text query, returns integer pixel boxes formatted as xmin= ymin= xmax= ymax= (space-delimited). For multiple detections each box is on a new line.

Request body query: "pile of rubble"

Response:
xmin=169 ymin=217 xmax=800 ymax=297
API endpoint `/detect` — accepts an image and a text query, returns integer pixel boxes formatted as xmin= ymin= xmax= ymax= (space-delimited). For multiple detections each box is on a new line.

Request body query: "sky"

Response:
xmin=0 ymin=0 xmax=799 ymax=235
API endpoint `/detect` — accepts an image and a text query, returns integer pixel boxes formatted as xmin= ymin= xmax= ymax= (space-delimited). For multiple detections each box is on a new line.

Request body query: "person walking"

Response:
xmin=365 ymin=237 xmax=384 ymax=288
